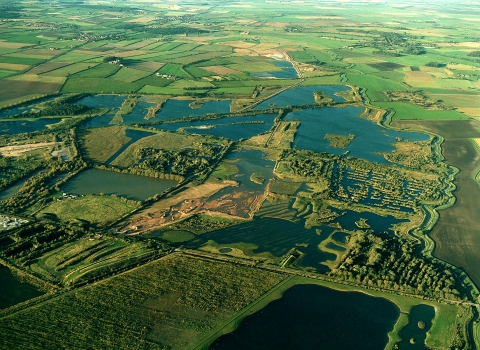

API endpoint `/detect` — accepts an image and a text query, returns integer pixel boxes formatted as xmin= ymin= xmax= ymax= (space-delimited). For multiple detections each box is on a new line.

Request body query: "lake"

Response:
xmin=396 ymin=304 xmax=435 ymax=349
xmin=156 ymin=113 xmax=276 ymax=141
xmin=255 ymin=85 xmax=350 ymax=109
xmin=210 ymin=284 xmax=400 ymax=350
xmin=0 ymin=95 xmax=59 ymax=119
xmin=284 ymin=107 xmax=429 ymax=163
xmin=0 ymin=265 xmax=43 ymax=309
xmin=0 ymin=118 xmax=62 ymax=135
xmin=61 ymin=168 xmax=177 ymax=201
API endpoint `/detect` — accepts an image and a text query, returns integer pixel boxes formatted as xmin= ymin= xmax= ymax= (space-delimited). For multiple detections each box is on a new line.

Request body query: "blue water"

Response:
xmin=255 ymin=85 xmax=350 ymax=109
xmin=397 ymin=304 xmax=435 ymax=349
xmin=61 ymin=168 xmax=177 ymax=201
xmin=210 ymin=284 xmax=400 ymax=350
xmin=155 ymin=113 xmax=276 ymax=140
xmin=252 ymin=60 xmax=298 ymax=79
xmin=0 ymin=118 xmax=62 ymax=135
xmin=284 ymin=107 xmax=429 ymax=163
xmin=155 ymin=100 xmax=231 ymax=120
xmin=122 ymin=101 xmax=155 ymax=124
xmin=333 ymin=209 xmax=407 ymax=235
xmin=0 ymin=96 xmax=59 ymax=119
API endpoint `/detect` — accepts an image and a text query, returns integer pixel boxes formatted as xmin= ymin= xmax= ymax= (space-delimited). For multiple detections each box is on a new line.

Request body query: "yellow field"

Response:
xmin=6 ymin=74 xmax=66 ymax=84
xmin=0 ymin=63 xmax=30 ymax=71
xmin=404 ymin=71 xmax=438 ymax=87
xmin=473 ymin=138 xmax=480 ymax=148
xmin=457 ymin=108 xmax=480 ymax=117
xmin=0 ymin=41 xmax=31 ymax=49
xmin=201 ymin=65 xmax=244 ymax=75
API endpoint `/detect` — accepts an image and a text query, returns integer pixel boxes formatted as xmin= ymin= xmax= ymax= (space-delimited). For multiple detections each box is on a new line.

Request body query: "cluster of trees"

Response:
xmin=279 ymin=149 xmax=335 ymax=180
xmin=133 ymin=144 xmax=222 ymax=176
xmin=330 ymin=232 xmax=464 ymax=300
xmin=0 ymin=154 xmax=43 ymax=191
xmin=2 ymin=158 xmax=87 ymax=213
xmin=8 ymin=95 xmax=94 ymax=119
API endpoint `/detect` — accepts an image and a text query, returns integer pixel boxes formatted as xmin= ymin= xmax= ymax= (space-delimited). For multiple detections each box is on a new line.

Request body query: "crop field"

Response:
xmin=0 ymin=80 xmax=61 ymax=104
xmin=157 ymin=63 xmax=190 ymax=78
xmin=42 ymin=63 xmax=98 ymax=77
xmin=377 ymin=102 xmax=469 ymax=121
xmin=37 ymin=195 xmax=139 ymax=225
xmin=109 ymin=67 xmax=152 ymax=83
xmin=26 ymin=62 xmax=72 ymax=75
xmin=0 ymin=255 xmax=285 ymax=349
xmin=61 ymin=78 xmax=144 ymax=94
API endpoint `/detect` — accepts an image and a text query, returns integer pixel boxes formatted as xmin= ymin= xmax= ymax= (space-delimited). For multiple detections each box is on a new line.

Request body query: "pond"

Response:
xmin=0 ymin=118 xmax=62 ymax=135
xmin=155 ymin=113 xmax=276 ymax=141
xmin=122 ymin=101 xmax=155 ymax=124
xmin=284 ymin=107 xmax=429 ymax=164
xmin=155 ymin=99 xmax=231 ymax=121
xmin=0 ymin=265 xmax=43 ymax=309
xmin=210 ymin=284 xmax=400 ymax=350
xmin=255 ymin=85 xmax=350 ymax=110
xmin=333 ymin=209 xmax=407 ymax=236
xmin=0 ymin=170 xmax=44 ymax=201
xmin=396 ymin=304 xmax=435 ymax=349
xmin=252 ymin=60 xmax=298 ymax=79
xmin=61 ymin=168 xmax=177 ymax=201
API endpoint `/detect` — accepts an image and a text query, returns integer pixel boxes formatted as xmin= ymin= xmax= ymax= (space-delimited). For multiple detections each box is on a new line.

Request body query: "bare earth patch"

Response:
xmin=0 ymin=142 xmax=61 ymax=157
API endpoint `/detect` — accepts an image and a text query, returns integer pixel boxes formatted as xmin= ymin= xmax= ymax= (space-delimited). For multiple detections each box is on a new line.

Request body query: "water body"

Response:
xmin=284 ymin=107 xmax=429 ymax=163
xmin=0 ymin=118 xmax=62 ymax=135
xmin=155 ymin=100 xmax=231 ymax=121
xmin=0 ymin=95 xmax=59 ymax=119
xmin=333 ymin=209 xmax=407 ymax=235
xmin=210 ymin=284 xmax=400 ymax=350
xmin=0 ymin=265 xmax=43 ymax=309
xmin=252 ymin=60 xmax=298 ymax=79
xmin=122 ymin=101 xmax=155 ymax=124
xmin=75 ymin=95 xmax=125 ymax=110
xmin=255 ymin=85 xmax=350 ymax=110
xmin=0 ymin=170 xmax=43 ymax=201
xmin=396 ymin=304 xmax=435 ymax=349
xmin=156 ymin=114 xmax=276 ymax=140
xmin=61 ymin=168 xmax=177 ymax=201
xmin=187 ymin=217 xmax=337 ymax=270
xmin=105 ymin=129 xmax=154 ymax=164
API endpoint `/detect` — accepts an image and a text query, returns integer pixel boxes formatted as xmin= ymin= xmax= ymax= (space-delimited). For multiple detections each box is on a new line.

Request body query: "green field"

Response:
xmin=37 ymin=195 xmax=139 ymax=224
xmin=157 ymin=63 xmax=190 ymax=78
xmin=61 ymin=77 xmax=144 ymax=94
xmin=376 ymin=102 xmax=470 ymax=121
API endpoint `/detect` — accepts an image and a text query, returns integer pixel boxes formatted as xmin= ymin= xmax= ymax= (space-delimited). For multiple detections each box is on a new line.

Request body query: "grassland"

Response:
xmin=77 ymin=127 xmax=131 ymax=163
xmin=37 ymin=195 xmax=138 ymax=225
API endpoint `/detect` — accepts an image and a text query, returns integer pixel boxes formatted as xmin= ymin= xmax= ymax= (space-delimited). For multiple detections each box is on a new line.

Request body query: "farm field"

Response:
xmin=0 ymin=0 xmax=479 ymax=349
